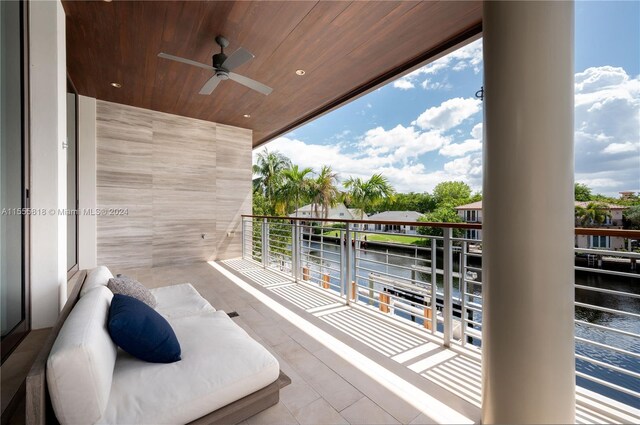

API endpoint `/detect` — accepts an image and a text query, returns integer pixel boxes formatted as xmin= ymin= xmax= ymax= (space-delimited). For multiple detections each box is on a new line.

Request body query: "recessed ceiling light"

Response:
xmin=110 ymin=82 xmax=122 ymax=88
xmin=295 ymin=69 xmax=306 ymax=76
xmin=103 ymin=0 xmax=112 ymax=2
xmin=243 ymin=114 xmax=251 ymax=118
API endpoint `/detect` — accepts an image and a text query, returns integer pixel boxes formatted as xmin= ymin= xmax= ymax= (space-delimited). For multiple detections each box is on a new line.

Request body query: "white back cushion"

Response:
xmin=151 ymin=283 xmax=216 ymax=319
xmin=80 ymin=266 xmax=113 ymax=297
xmin=47 ymin=286 xmax=117 ymax=425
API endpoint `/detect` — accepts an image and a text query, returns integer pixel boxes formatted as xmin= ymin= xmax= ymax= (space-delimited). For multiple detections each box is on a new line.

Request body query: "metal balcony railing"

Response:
xmin=241 ymin=215 xmax=640 ymax=408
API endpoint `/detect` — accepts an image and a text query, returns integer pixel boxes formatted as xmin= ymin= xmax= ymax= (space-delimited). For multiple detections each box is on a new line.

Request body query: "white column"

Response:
xmin=482 ymin=1 xmax=575 ymax=423
xmin=29 ymin=0 xmax=67 ymax=328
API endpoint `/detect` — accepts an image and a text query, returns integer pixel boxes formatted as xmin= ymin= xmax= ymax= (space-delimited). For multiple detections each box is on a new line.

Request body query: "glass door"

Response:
xmin=67 ymin=79 xmax=78 ymax=275
xmin=1 ymin=0 xmax=29 ymax=362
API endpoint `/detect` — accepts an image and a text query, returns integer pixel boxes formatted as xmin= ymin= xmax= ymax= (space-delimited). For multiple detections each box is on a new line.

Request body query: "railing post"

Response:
xmin=430 ymin=238 xmax=437 ymax=333
xmin=340 ymin=229 xmax=346 ymax=297
xmin=461 ymin=241 xmax=468 ymax=346
xmin=292 ymin=220 xmax=298 ymax=281
xmin=262 ymin=218 xmax=268 ymax=268
xmin=241 ymin=217 xmax=246 ymax=260
xmin=345 ymin=223 xmax=353 ymax=306
xmin=443 ymin=227 xmax=453 ymax=347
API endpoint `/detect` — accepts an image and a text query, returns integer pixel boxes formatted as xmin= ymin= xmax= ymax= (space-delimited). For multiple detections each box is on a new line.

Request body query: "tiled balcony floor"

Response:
xmin=111 ymin=259 xmax=639 ymax=425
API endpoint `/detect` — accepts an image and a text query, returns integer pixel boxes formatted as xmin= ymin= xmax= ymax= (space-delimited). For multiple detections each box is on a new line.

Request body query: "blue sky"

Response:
xmin=260 ymin=1 xmax=640 ymax=196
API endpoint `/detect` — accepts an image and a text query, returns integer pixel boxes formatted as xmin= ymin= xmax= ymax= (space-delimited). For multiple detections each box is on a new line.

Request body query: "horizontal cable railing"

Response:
xmin=241 ymin=214 xmax=640 ymax=408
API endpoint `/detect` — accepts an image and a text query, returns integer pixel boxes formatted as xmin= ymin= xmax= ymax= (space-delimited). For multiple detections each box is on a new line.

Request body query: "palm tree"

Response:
xmin=310 ymin=166 xmax=339 ymax=218
xmin=343 ymin=173 xmax=395 ymax=219
xmin=575 ymin=202 xmax=611 ymax=227
xmin=277 ymin=165 xmax=313 ymax=216
xmin=252 ymin=148 xmax=291 ymax=213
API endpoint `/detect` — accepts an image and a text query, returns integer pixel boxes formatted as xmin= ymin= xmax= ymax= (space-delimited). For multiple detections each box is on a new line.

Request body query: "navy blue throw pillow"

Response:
xmin=108 ymin=294 xmax=181 ymax=363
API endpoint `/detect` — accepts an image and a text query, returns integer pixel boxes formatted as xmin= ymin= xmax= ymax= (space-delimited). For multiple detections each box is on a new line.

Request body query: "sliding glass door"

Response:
xmin=1 ymin=0 xmax=29 ymax=362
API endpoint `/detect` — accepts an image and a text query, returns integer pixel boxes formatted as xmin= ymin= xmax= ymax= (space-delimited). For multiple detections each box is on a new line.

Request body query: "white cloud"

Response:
xmin=261 ymin=60 xmax=637 ymax=197
xmin=602 ymin=142 xmax=638 ymax=154
xmin=575 ymin=66 xmax=630 ymax=94
xmin=470 ymin=123 xmax=483 ymax=140
xmin=574 ymin=66 xmax=640 ymax=194
xmin=575 ymin=175 xmax=622 ymax=189
xmin=421 ymin=39 xmax=483 ymax=76
xmin=420 ymin=78 xmax=452 ymax=91
xmin=392 ymin=78 xmax=415 ymax=90
xmin=443 ymin=155 xmax=482 ymax=178
xmin=259 ymin=136 xmax=484 ymax=193
xmin=413 ymin=97 xmax=482 ymax=132
xmin=439 ymin=138 xmax=482 ymax=157
xmin=390 ymin=39 xmax=482 ymax=91
xmin=359 ymin=125 xmax=450 ymax=163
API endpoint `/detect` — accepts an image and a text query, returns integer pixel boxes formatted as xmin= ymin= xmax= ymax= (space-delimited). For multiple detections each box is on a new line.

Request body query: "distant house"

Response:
xmin=455 ymin=200 xmax=629 ymax=249
xmin=454 ymin=201 xmax=483 ymax=241
xmin=289 ymin=203 xmax=367 ymax=229
xmin=619 ymin=191 xmax=637 ymax=200
xmin=574 ymin=201 xmax=627 ymax=249
xmin=365 ymin=211 xmax=422 ymax=235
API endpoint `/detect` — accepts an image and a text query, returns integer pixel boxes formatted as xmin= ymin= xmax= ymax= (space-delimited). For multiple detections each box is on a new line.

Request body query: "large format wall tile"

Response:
xmin=95 ymin=101 xmax=251 ymax=269
xmin=215 ymin=124 xmax=252 ymax=260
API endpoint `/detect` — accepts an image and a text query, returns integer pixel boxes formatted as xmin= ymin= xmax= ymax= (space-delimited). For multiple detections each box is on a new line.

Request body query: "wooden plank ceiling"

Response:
xmin=63 ymin=1 xmax=482 ymax=147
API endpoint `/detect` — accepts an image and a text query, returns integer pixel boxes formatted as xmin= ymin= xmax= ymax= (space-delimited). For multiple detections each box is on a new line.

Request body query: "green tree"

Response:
xmin=310 ymin=166 xmax=340 ymax=218
xmin=277 ymin=165 xmax=313 ymax=215
xmin=623 ymin=205 xmax=640 ymax=230
xmin=574 ymin=183 xmax=593 ymax=202
xmin=252 ymin=148 xmax=291 ymax=214
xmin=343 ymin=174 xmax=396 ymax=219
xmin=376 ymin=192 xmax=435 ymax=213
xmin=432 ymin=181 xmax=472 ymax=207
xmin=252 ymin=190 xmax=269 ymax=216
xmin=417 ymin=206 xmax=465 ymax=237
xmin=575 ymin=202 xmax=611 ymax=227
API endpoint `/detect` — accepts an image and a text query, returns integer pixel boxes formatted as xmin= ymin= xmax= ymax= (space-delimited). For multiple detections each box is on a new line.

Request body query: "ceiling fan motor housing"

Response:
xmin=212 ymin=53 xmax=227 ymax=69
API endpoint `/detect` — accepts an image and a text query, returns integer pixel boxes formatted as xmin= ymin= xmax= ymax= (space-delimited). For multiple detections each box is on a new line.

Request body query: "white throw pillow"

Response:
xmin=47 ymin=286 xmax=117 ymax=425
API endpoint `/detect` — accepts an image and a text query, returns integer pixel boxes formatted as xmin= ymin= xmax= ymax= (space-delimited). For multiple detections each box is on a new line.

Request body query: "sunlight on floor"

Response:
xmin=214 ymin=258 xmax=640 ymax=424
xmin=209 ymin=261 xmax=475 ymax=424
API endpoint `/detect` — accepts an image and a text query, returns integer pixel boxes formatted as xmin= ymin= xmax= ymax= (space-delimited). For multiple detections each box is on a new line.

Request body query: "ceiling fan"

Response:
xmin=158 ymin=35 xmax=272 ymax=96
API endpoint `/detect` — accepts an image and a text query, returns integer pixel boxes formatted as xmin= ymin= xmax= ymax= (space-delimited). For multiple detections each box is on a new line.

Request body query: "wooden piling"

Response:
xmin=424 ymin=307 xmax=433 ymax=330
xmin=302 ymin=266 xmax=310 ymax=281
xmin=380 ymin=293 xmax=390 ymax=313
xmin=322 ymin=273 xmax=330 ymax=289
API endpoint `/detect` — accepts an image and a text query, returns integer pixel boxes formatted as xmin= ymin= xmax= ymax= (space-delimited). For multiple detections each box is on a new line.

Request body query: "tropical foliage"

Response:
xmin=252 ymin=149 xmax=291 ymax=215
xmin=376 ymin=192 xmax=436 ymax=214
xmin=251 ymin=149 xmax=639 ymax=233
xmin=417 ymin=207 xmax=465 ymax=238
xmin=343 ymin=174 xmax=396 ymax=219
xmin=277 ymin=165 xmax=313 ymax=215
xmin=309 ymin=166 xmax=340 ymax=218
xmin=574 ymin=183 xmax=593 ymax=202
xmin=623 ymin=206 xmax=640 ymax=230
xmin=575 ymin=202 xmax=612 ymax=227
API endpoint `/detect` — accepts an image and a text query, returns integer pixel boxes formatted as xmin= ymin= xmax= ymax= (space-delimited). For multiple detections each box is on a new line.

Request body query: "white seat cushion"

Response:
xmin=80 ymin=266 xmax=114 ymax=297
xmin=100 ymin=311 xmax=279 ymax=425
xmin=150 ymin=283 xmax=216 ymax=319
xmin=47 ymin=286 xmax=117 ymax=425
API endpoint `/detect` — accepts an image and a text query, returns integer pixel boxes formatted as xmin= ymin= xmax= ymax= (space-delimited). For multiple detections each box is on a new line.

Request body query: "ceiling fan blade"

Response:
xmin=199 ymin=75 xmax=221 ymax=95
xmin=222 ymin=47 xmax=254 ymax=71
xmin=228 ymin=72 xmax=272 ymax=95
xmin=158 ymin=53 xmax=214 ymax=70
